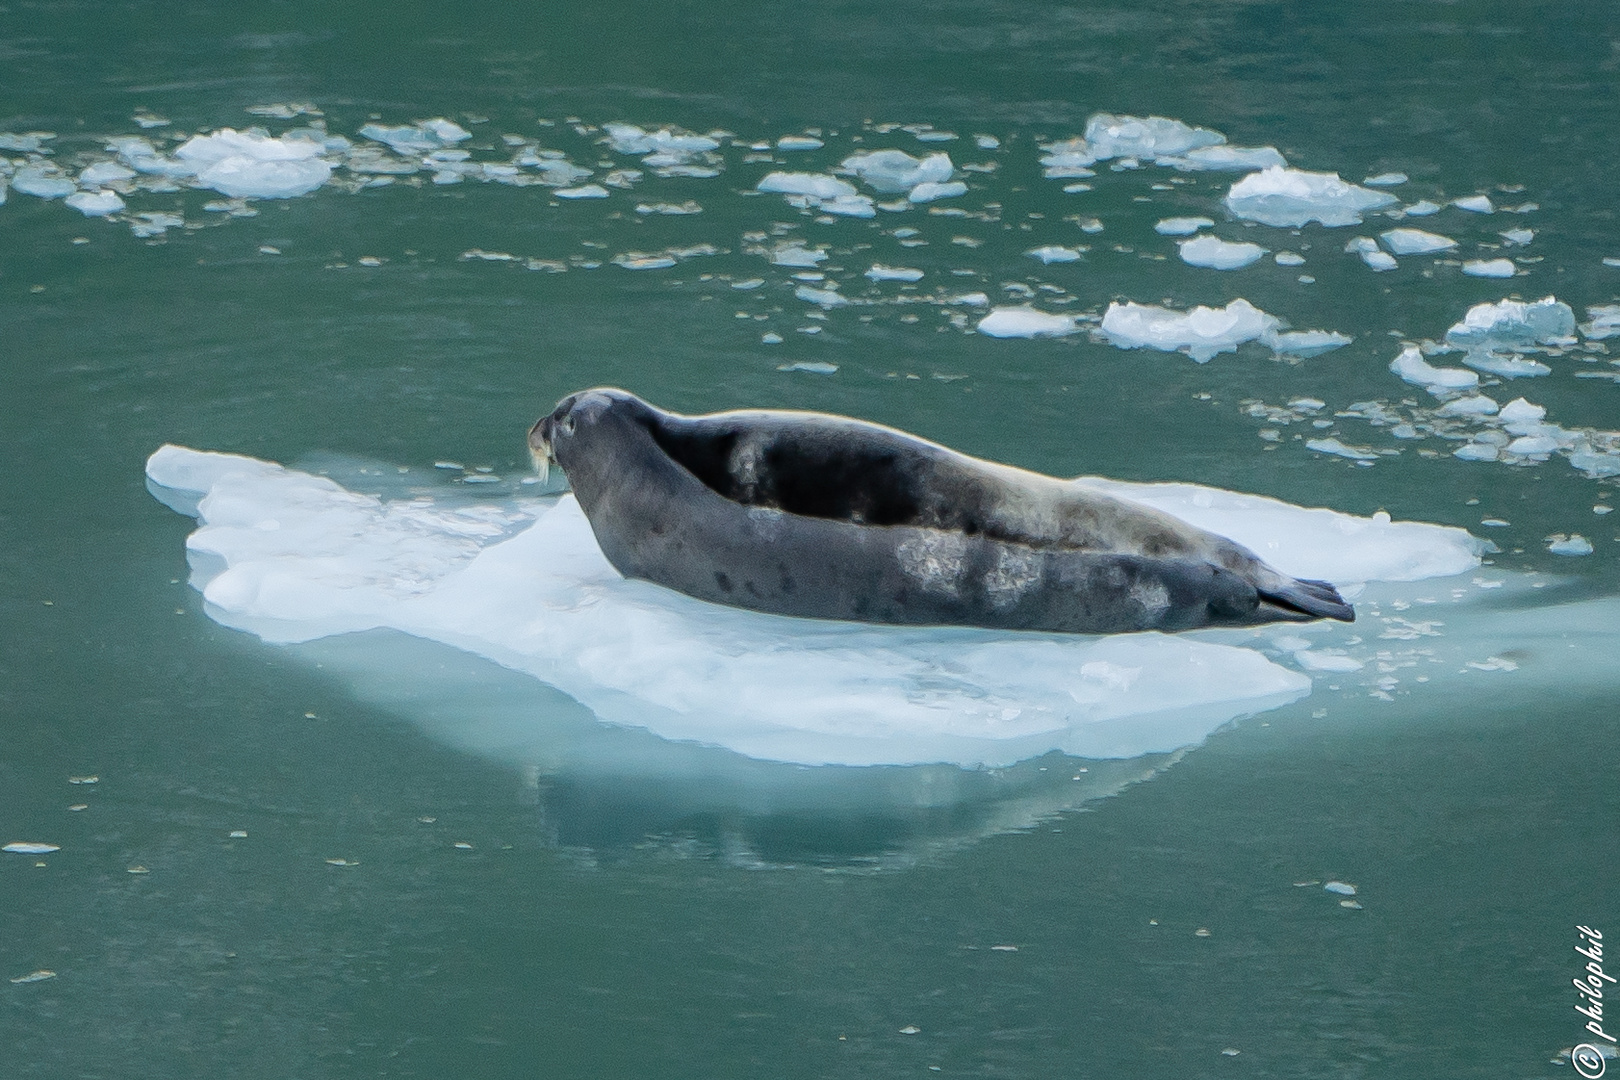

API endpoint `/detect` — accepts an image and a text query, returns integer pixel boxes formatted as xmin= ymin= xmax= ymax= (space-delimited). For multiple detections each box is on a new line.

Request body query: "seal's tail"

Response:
xmin=1257 ymin=576 xmax=1355 ymax=623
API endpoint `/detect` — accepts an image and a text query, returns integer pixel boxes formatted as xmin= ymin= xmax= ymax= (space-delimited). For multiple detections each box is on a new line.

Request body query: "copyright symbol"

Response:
xmin=1574 ymin=1043 xmax=1608 ymax=1079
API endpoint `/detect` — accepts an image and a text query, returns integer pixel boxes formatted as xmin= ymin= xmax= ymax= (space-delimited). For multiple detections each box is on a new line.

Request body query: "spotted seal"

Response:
xmin=527 ymin=389 xmax=1354 ymax=633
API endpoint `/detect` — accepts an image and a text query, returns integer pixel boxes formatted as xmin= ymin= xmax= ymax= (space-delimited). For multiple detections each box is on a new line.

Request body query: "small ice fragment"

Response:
xmin=127 ymin=865 xmax=149 ymax=874
xmin=1264 ymin=330 xmax=1352 ymax=357
xmin=229 ymin=830 xmax=248 ymax=838
xmin=761 ymin=333 xmax=783 ymax=344
xmin=433 ymin=461 xmax=464 ymax=470
xmin=1346 ymin=237 xmax=1397 ymax=271
xmin=915 ymin=131 xmax=956 ymax=143
xmin=1295 ymin=651 xmax=1364 ymax=673
xmin=795 ymin=285 xmax=848 ymax=308
xmin=1380 ymin=228 xmax=1456 ymax=255
xmin=1505 ymin=435 xmax=1557 ymax=456
xmin=1437 ymin=396 xmax=1499 ymax=417
xmin=1453 ymin=195 xmax=1494 ymax=213
xmin=1169 ymin=145 xmax=1287 ymax=172
xmin=64 ymin=190 xmax=125 ymax=216
xmin=1194 ymin=928 xmax=1211 ymax=937
xmin=1340 ymin=900 xmax=1363 ymax=909
xmin=612 ymin=254 xmax=677 ymax=270
xmin=1306 ymin=438 xmax=1379 ymax=461
xmin=555 ymin=184 xmax=609 ymax=199
xmin=731 ymin=278 xmax=765 ymax=290
xmin=1605 ymin=257 xmax=1620 ymax=268
xmin=866 ymin=265 xmax=924 ymax=281
xmin=1075 ymin=113 xmax=1225 ymax=162
xmin=778 ymin=361 xmax=838 ymax=374
xmin=1500 ymin=228 xmax=1534 ymax=246
xmin=1547 ymin=535 xmax=1594 ymax=556
xmin=1221 ymin=1048 xmax=1242 ymax=1057
xmin=1593 ymin=506 xmax=1614 ymax=515
xmin=776 ymin=135 xmax=824 ymax=151
xmin=11 ymin=168 xmax=77 ymax=199
xmin=1389 ymin=345 xmax=1479 ymax=391
xmin=1404 ymin=200 xmax=1442 ymax=216
xmin=9 ymin=971 xmax=57 ymax=984
xmin=757 ymin=172 xmax=858 ymax=200
xmin=840 ymin=150 xmax=953 ymax=193
xmin=770 ymin=244 xmax=827 ymax=268
xmin=1177 ymin=235 xmax=1265 ymax=270
xmin=1100 ymin=299 xmax=1278 ymax=362
xmin=1467 ymin=656 xmax=1519 ymax=672
xmin=79 ymin=161 xmax=137 ymax=187
xmin=908 ymin=180 xmax=966 ymax=203
xmin=1061 ymin=182 xmax=1092 ymax=193
xmin=819 ymin=193 xmax=877 ymax=217
xmin=1027 ymin=245 xmax=1082 ymax=264
xmin=68 ymin=776 xmax=98 ymax=785
xmin=1461 ymin=258 xmax=1515 ymax=278
xmin=1274 ymin=251 xmax=1305 ymax=266
xmin=1580 ymin=305 xmax=1620 ymax=340
xmin=975 ymin=135 xmax=1001 ymax=149
xmin=976 ymin=306 xmax=1080 ymax=338
xmin=1323 ymin=881 xmax=1356 ymax=896
xmin=899 ymin=1026 xmax=921 ymax=1035
xmin=1288 ymin=398 xmax=1325 ymax=412
xmin=1224 ymin=166 xmax=1398 ymax=227
xmin=1154 ymin=216 xmax=1213 ymax=236
xmin=949 ymin=292 xmax=989 ymax=306
xmin=1364 ymin=172 xmax=1407 ymax=187
xmin=258 ymin=245 xmax=280 ymax=254
xmin=3 ymin=843 xmax=60 ymax=855
xmin=989 ymin=944 xmax=1018 ymax=952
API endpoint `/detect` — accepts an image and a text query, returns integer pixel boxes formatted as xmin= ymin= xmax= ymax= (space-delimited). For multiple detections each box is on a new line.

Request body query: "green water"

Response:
xmin=4 ymin=2 xmax=1618 ymax=1077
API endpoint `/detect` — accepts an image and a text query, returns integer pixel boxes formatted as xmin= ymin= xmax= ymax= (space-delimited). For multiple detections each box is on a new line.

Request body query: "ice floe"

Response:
xmin=1453 ymin=195 xmax=1494 ymax=213
xmin=1177 ymin=235 xmax=1266 ymax=270
xmin=1445 ymin=297 xmax=1575 ymax=350
xmin=1100 ymin=299 xmax=1278 ymax=362
xmin=1461 ymin=258 xmax=1516 ymax=278
xmin=64 ymin=190 xmax=124 ymax=216
xmin=1155 ymin=217 xmax=1214 ymax=236
xmin=1346 ymin=237 xmax=1398 ymax=270
xmin=1389 ymin=345 xmax=1479 ymax=393
xmin=1027 ymin=245 xmax=1083 ymax=264
xmin=145 ymin=447 xmax=1483 ymax=768
xmin=840 ymin=150 xmax=953 ymax=194
xmin=1380 ymin=228 xmax=1456 ymax=255
xmin=1225 ymin=167 xmax=1399 ymax=227
xmin=976 ymin=307 xmax=1080 ymax=338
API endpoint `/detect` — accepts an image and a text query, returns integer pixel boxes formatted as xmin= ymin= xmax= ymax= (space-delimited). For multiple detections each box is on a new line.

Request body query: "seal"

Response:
xmin=528 ymin=389 xmax=1354 ymax=633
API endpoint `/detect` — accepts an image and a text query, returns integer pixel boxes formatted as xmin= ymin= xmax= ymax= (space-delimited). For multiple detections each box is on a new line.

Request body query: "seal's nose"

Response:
xmin=527 ymin=415 xmax=554 ymax=483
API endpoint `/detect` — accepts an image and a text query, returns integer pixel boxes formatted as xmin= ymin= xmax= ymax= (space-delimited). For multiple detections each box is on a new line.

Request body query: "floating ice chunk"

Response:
xmin=819 ymin=194 xmax=877 ymax=217
xmin=795 ymin=285 xmax=848 ymax=308
xmin=770 ymin=244 xmax=826 ymax=267
xmin=1345 ymin=238 xmax=1396 ymax=271
xmin=776 ymin=135 xmax=824 ymax=151
xmin=1027 ymin=245 xmax=1082 ymax=264
xmin=3 ymin=843 xmax=60 ymax=854
xmin=1454 ymin=442 xmax=1499 ymax=462
xmin=976 ymin=306 xmax=1080 ymax=338
xmin=196 ymin=156 xmax=332 ymax=198
xmin=974 ymin=134 xmax=1001 ymax=150
xmin=756 ymin=172 xmax=858 ymax=200
xmin=1548 ymin=535 xmax=1594 ymax=556
xmin=358 ymin=120 xmax=469 ymax=154
xmin=1445 ymin=297 xmax=1575 ymax=349
xmin=554 ymin=184 xmax=609 ymax=199
xmin=602 ymin=123 xmax=719 ymax=156
xmin=148 ymin=448 xmax=1490 ymax=767
xmin=1437 ymin=395 xmax=1499 ymax=417
xmin=865 ymin=265 xmax=924 ymax=282
xmin=1165 ymin=145 xmax=1287 ymax=172
xmin=1177 ymin=235 xmax=1266 ymax=270
xmin=64 ymin=189 xmax=125 ymax=216
xmin=10 ymin=167 xmax=77 ymax=199
xmin=1460 ymin=353 xmax=1550 ymax=378
xmin=177 ymin=128 xmax=325 ymax=166
xmin=1263 ymin=330 xmax=1352 ymax=357
xmin=1274 ymin=251 xmax=1305 ymax=266
xmin=1505 ymin=435 xmax=1557 ymax=457
xmin=1154 ymin=217 xmax=1213 ymax=236
xmin=129 ymin=211 xmax=184 ymax=238
xmin=840 ymin=150 xmax=952 ymax=193
xmin=1498 ymin=398 xmax=1546 ymax=424
xmin=612 ymin=254 xmax=676 ymax=270
xmin=78 ymin=161 xmax=137 ymax=187
xmin=1404 ymin=200 xmax=1442 ymax=216
xmin=1081 ymin=113 xmax=1225 ymax=162
xmin=1453 ymin=195 xmax=1494 ymax=213
xmin=778 ymin=361 xmax=837 ymax=374
xmin=1099 ymin=299 xmax=1279 ymax=362
xmin=1324 ymin=880 xmax=1357 ymax=895
xmin=1462 ymin=258 xmax=1516 ymax=279
xmin=1307 ymin=438 xmax=1380 ymax=461
xmin=1581 ymin=305 xmax=1620 ymax=340
xmin=0 ymin=131 xmax=54 ymax=152
xmin=1225 ymin=167 xmax=1398 ymax=227
xmin=1389 ymin=345 xmax=1479 ymax=392
xmin=909 ymin=180 xmax=967 ymax=203
xmin=949 ymin=292 xmax=990 ymax=306
xmin=1500 ymin=228 xmax=1534 ymax=246
xmin=1364 ymin=173 xmax=1407 ymax=187
xmin=1294 ymin=651 xmax=1364 ymax=673
xmin=1380 ymin=228 xmax=1456 ymax=255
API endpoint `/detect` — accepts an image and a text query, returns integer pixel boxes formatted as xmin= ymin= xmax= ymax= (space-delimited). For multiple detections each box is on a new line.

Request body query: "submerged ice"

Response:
xmin=146 ymin=447 xmax=1482 ymax=769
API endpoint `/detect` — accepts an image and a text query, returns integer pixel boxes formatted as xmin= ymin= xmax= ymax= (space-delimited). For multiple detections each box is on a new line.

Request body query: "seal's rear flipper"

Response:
xmin=1258 ymin=576 xmax=1355 ymax=622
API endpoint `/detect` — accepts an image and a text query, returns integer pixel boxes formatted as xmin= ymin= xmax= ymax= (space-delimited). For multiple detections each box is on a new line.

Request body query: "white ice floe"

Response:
xmin=1100 ymin=299 xmax=1296 ymax=362
xmin=795 ymin=285 xmax=849 ymax=308
xmin=1453 ymin=195 xmax=1494 ymax=213
xmin=1306 ymin=438 xmax=1380 ymax=461
xmin=1581 ymin=305 xmax=1620 ymax=340
xmin=908 ymin=180 xmax=966 ymax=203
xmin=10 ymin=167 xmax=76 ymax=199
xmin=1274 ymin=251 xmax=1305 ymax=266
xmin=976 ymin=306 xmax=1080 ymax=338
xmin=1061 ymin=114 xmax=1226 ymax=166
xmin=1501 ymin=228 xmax=1534 ymax=246
xmin=1225 ymin=167 xmax=1399 ymax=228
xmin=840 ymin=150 xmax=953 ymax=194
xmin=865 ymin=265 xmax=924 ymax=282
xmin=3 ymin=842 xmax=60 ymax=855
xmin=1027 ymin=245 xmax=1083 ymax=264
xmin=1266 ymin=330 xmax=1352 ymax=357
xmin=146 ymin=447 xmax=1481 ymax=767
xmin=756 ymin=172 xmax=857 ymax=200
xmin=1547 ymin=535 xmax=1594 ymax=556
xmin=1177 ymin=235 xmax=1266 ymax=270
xmin=1462 ymin=258 xmax=1516 ymax=278
xmin=1380 ymin=228 xmax=1456 ymax=255
xmin=1364 ymin=173 xmax=1408 ymax=187
xmin=1165 ymin=145 xmax=1287 ymax=172
xmin=1437 ymin=395 xmax=1500 ymax=417
xmin=1346 ymin=237 xmax=1397 ymax=271
xmin=1404 ymin=200 xmax=1442 ymax=216
xmin=1389 ymin=345 xmax=1479 ymax=392
xmin=173 ymin=129 xmax=334 ymax=198
xmin=78 ymin=161 xmax=136 ymax=187
xmin=64 ymin=189 xmax=125 ymax=216
xmin=358 ymin=119 xmax=470 ymax=155
xmin=776 ymin=135 xmax=824 ymax=151
xmin=1154 ymin=217 xmax=1214 ymax=236
xmin=769 ymin=243 xmax=827 ymax=268
xmin=554 ymin=184 xmax=609 ymax=199
xmin=602 ymin=123 xmax=719 ymax=157
xmin=1445 ymin=297 xmax=1575 ymax=350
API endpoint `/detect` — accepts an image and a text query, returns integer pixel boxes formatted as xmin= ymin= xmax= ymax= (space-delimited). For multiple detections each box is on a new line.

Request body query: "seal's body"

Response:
xmin=528 ymin=389 xmax=1354 ymax=633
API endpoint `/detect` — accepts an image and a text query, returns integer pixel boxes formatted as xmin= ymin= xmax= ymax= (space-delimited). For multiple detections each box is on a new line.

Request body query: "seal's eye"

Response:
xmin=559 ymin=414 xmax=576 ymax=436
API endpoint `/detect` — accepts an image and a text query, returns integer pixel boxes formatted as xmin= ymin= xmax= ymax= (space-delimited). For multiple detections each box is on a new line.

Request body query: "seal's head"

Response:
xmin=527 ymin=388 xmax=648 ymax=485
